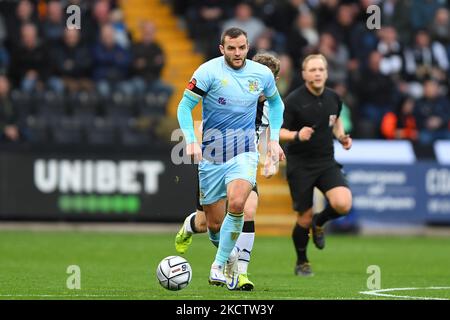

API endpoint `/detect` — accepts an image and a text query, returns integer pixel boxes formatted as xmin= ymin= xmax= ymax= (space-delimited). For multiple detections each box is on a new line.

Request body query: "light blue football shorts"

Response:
xmin=198 ymin=151 xmax=258 ymax=205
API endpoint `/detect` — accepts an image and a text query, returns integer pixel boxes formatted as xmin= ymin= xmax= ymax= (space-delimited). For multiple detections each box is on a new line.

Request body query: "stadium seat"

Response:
xmin=51 ymin=116 xmax=84 ymax=145
xmin=85 ymin=116 xmax=117 ymax=145
xmin=67 ymin=91 xmax=101 ymax=119
xmin=34 ymin=91 xmax=67 ymax=125
xmin=25 ymin=115 xmax=50 ymax=144
xmin=102 ymin=91 xmax=136 ymax=119
xmin=10 ymin=90 xmax=35 ymax=126
xmin=119 ymin=123 xmax=153 ymax=146
xmin=136 ymin=92 xmax=169 ymax=117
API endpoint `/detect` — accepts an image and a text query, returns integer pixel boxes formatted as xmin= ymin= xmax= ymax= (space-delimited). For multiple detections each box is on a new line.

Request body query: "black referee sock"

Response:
xmin=242 ymin=220 xmax=255 ymax=233
xmin=292 ymin=223 xmax=310 ymax=265
xmin=315 ymin=205 xmax=342 ymax=227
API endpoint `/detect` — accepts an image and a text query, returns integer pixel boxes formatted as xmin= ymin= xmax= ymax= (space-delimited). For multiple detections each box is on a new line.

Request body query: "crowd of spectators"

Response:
xmin=172 ymin=0 xmax=450 ymax=145
xmin=1 ymin=0 xmax=449 ymax=147
xmin=0 ymin=0 xmax=173 ymax=146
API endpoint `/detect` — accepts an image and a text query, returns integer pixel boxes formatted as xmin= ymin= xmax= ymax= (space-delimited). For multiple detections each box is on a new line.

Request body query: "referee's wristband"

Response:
xmin=294 ymin=131 xmax=301 ymax=142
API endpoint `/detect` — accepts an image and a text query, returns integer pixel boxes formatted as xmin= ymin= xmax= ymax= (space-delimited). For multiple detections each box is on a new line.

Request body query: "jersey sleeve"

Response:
xmin=187 ymin=63 xmax=212 ymax=96
xmin=262 ymin=67 xmax=278 ymax=98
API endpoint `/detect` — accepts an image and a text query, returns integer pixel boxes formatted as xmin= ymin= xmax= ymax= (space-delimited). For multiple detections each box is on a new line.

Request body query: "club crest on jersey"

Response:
xmin=329 ymin=115 xmax=337 ymax=127
xmin=248 ymin=80 xmax=259 ymax=93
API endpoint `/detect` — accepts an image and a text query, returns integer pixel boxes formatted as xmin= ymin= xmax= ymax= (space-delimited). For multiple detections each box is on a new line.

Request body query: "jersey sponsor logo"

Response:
xmin=248 ymin=80 xmax=259 ymax=93
xmin=329 ymin=114 xmax=337 ymax=127
xmin=218 ymin=97 xmax=227 ymax=105
xmin=221 ymin=78 xmax=229 ymax=87
xmin=187 ymin=78 xmax=197 ymax=90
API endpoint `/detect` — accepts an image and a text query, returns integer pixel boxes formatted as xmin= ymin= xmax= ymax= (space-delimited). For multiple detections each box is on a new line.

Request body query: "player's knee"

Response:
xmin=228 ymin=197 xmax=246 ymax=214
xmin=330 ymin=198 xmax=352 ymax=215
xmin=297 ymin=210 xmax=313 ymax=228
xmin=206 ymin=221 xmax=221 ymax=233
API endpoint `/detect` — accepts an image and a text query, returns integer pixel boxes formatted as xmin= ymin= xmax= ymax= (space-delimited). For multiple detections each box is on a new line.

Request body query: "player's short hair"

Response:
xmin=252 ymin=52 xmax=281 ymax=77
xmin=302 ymin=54 xmax=328 ymax=70
xmin=220 ymin=27 xmax=248 ymax=45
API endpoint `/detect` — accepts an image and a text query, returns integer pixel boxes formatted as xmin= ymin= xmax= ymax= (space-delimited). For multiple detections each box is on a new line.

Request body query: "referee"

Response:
xmin=280 ymin=54 xmax=352 ymax=277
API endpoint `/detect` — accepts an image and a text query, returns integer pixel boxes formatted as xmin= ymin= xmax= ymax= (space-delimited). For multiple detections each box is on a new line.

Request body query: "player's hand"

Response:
xmin=263 ymin=155 xmax=277 ymax=178
xmin=263 ymin=141 xmax=284 ymax=178
xmin=186 ymin=142 xmax=202 ymax=163
xmin=267 ymin=140 xmax=283 ymax=162
xmin=277 ymin=143 xmax=286 ymax=161
xmin=299 ymin=127 xmax=314 ymax=141
xmin=338 ymin=134 xmax=352 ymax=150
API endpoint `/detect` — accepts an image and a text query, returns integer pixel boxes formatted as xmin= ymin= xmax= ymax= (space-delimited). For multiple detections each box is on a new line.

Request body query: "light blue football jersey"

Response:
xmin=191 ymin=56 xmax=277 ymax=163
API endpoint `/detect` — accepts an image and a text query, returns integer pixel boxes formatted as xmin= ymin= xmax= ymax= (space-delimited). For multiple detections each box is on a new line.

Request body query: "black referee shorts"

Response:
xmin=286 ymin=161 xmax=349 ymax=213
xmin=194 ymin=165 xmax=259 ymax=212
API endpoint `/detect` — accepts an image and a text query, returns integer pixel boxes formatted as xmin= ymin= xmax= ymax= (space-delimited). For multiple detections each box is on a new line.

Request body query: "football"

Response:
xmin=156 ymin=255 xmax=192 ymax=291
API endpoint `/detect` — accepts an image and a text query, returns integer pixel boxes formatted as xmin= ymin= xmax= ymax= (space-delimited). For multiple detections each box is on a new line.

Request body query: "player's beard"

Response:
xmin=224 ymin=55 xmax=245 ymax=70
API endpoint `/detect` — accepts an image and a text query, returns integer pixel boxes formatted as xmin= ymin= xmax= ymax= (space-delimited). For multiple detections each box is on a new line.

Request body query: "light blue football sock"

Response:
xmin=214 ymin=212 xmax=244 ymax=266
xmin=207 ymin=228 xmax=220 ymax=248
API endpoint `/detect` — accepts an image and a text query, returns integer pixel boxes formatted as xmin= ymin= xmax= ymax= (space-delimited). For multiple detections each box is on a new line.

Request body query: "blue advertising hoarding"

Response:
xmin=344 ymin=163 xmax=450 ymax=225
xmin=333 ymin=140 xmax=450 ymax=225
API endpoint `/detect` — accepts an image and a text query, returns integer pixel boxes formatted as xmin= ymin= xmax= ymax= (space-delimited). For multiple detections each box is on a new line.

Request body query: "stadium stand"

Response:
xmin=0 ymin=0 xmax=449 ymax=231
xmin=0 ymin=0 xmax=176 ymax=147
xmin=0 ymin=0 xmax=447 ymax=148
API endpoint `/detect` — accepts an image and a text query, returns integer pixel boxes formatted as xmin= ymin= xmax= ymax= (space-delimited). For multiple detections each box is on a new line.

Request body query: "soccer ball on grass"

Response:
xmin=156 ymin=255 xmax=192 ymax=291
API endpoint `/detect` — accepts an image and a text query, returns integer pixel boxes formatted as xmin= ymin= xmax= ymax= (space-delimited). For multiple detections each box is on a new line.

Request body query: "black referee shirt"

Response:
xmin=282 ymin=84 xmax=342 ymax=162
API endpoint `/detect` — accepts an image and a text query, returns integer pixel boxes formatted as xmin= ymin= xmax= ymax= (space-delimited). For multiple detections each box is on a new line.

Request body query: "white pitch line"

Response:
xmin=0 ymin=294 xmax=204 ymax=298
xmin=359 ymin=287 xmax=450 ymax=300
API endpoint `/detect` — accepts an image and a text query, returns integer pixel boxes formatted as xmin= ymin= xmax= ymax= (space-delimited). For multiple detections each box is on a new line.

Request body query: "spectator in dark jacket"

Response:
xmin=50 ymin=29 xmax=93 ymax=94
xmin=413 ymin=79 xmax=450 ymax=144
xmin=0 ymin=75 xmax=20 ymax=142
xmin=130 ymin=21 xmax=172 ymax=96
xmin=410 ymin=0 xmax=442 ymax=31
xmin=9 ymin=23 xmax=48 ymax=93
xmin=0 ymin=43 xmax=9 ymax=75
xmin=358 ymin=51 xmax=397 ymax=128
xmin=5 ymin=0 xmax=40 ymax=49
xmin=286 ymin=11 xmax=318 ymax=69
xmin=41 ymin=0 xmax=65 ymax=45
xmin=92 ymin=23 xmax=132 ymax=97
xmin=81 ymin=0 xmax=111 ymax=46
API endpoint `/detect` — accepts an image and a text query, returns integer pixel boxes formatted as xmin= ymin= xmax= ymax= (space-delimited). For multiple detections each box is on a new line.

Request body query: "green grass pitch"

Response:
xmin=1 ymin=230 xmax=450 ymax=300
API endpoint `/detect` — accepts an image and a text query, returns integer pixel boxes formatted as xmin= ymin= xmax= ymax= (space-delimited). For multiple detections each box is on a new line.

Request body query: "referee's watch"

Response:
xmin=294 ymin=131 xmax=301 ymax=142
